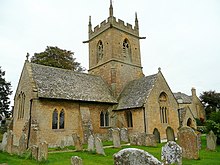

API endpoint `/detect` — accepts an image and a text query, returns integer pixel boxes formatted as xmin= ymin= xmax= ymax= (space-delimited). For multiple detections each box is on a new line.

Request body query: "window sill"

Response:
xmin=100 ymin=126 xmax=111 ymax=129
xmin=52 ymin=129 xmax=65 ymax=132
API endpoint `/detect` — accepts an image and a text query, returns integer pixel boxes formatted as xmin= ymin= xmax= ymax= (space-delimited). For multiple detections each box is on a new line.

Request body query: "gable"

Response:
xmin=115 ymin=74 xmax=157 ymax=110
xmin=29 ymin=62 xmax=117 ymax=103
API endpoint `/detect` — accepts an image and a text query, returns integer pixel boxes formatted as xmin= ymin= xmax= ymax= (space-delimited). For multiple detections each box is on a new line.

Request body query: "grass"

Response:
xmin=0 ymin=136 xmax=220 ymax=165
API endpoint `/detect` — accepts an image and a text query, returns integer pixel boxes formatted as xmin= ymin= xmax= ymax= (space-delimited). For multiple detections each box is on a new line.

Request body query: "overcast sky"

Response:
xmin=0 ymin=0 xmax=220 ymax=105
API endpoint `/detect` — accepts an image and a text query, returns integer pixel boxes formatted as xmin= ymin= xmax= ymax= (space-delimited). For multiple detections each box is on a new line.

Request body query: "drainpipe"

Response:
xmin=27 ymin=99 xmax=33 ymax=149
xmin=143 ymin=106 xmax=147 ymax=133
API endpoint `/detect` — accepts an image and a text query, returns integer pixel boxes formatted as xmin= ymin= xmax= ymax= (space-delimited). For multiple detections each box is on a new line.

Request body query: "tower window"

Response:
xmin=122 ymin=39 xmax=131 ymax=61
xmin=97 ymin=40 xmax=104 ymax=63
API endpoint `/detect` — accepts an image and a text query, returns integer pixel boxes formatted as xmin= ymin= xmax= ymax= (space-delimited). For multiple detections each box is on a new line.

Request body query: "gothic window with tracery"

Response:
xmin=123 ymin=39 xmax=131 ymax=61
xmin=52 ymin=109 xmax=58 ymax=129
xmin=59 ymin=109 xmax=65 ymax=129
xmin=52 ymin=109 xmax=65 ymax=129
xmin=159 ymin=92 xmax=168 ymax=124
xmin=97 ymin=40 xmax=104 ymax=62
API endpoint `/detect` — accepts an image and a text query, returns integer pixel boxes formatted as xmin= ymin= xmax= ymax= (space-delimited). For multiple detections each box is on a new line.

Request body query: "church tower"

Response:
xmin=85 ymin=1 xmax=144 ymax=96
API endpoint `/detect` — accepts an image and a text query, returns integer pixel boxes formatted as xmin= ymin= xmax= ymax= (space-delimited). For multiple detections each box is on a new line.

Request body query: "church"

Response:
xmin=12 ymin=2 xmax=205 ymax=147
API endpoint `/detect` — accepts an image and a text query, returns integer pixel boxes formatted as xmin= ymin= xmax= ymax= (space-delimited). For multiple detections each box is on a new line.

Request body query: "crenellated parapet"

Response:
xmin=89 ymin=16 xmax=139 ymax=40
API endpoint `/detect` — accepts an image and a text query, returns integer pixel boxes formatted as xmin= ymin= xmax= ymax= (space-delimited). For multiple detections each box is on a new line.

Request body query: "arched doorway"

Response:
xmin=153 ymin=128 xmax=161 ymax=143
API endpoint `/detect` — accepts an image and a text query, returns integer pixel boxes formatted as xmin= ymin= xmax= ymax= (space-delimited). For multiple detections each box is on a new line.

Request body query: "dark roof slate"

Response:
xmin=116 ymin=74 xmax=157 ymax=110
xmin=29 ymin=63 xmax=117 ymax=103
xmin=173 ymin=92 xmax=192 ymax=103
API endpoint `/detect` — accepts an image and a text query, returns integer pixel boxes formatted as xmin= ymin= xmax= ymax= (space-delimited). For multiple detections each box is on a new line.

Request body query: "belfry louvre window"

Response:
xmin=52 ymin=109 xmax=65 ymax=129
xmin=100 ymin=111 xmax=109 ymax=127
xmin=97 ymin=40 xmax=104 ymax=62
xmin=126 ymin=111 xmax=133 ymax=127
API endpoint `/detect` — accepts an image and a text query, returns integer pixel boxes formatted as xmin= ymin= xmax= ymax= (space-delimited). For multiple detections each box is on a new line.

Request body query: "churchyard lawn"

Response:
xmin=0 ymin=136 xmax=219 ymax=165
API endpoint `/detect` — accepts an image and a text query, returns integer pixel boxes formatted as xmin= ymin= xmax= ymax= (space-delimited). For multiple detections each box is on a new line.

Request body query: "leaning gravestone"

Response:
xmin=161 ymin=141 xmax=182 ymax=165
xmin=95 ymin=136 xmax=105 ymax=155
xmin=72 ymin=133 xmax=83 ymax=151
xmin=18 ymin=132 xmax=27 ymax=155
xmin=6 ymin=130 xmax=13 ymax=154
xmin=38 ymin=141 xmax=48 ymax=161
xmin=30 ymin=145 xmax=38 ymax=160
xmin=0 ymin=132 xmax=8 ymax=151
xmin=206 ymin=130 xmax=217 ymax=151
xmin=112 ymin=128 xmax=121 ymax=148
xmin=177 ymin=126 xmax=199 ymax=159
xmin=87 ymin=134 xmax=95 ymax=152
xmin=114 ymin=148 xmax=162 ymax=165
xmin=71 ymin=156 xmax=83 ymax=165
xmin=120 ymin=128 xmax=129 ymax=142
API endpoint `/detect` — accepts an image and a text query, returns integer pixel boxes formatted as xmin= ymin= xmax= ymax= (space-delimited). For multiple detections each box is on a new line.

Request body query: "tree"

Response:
xmin=31 ymin=46 xmax=85 ymax=72
xmin=200 ymin=91 xmax=220 ymax=119
xmin=0 ymin=67 xmax=12 ymax=118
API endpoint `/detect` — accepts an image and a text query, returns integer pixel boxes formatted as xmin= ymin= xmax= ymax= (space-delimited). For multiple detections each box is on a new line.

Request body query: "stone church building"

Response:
xmin=12 ymin=2 xmax=205 ymax=147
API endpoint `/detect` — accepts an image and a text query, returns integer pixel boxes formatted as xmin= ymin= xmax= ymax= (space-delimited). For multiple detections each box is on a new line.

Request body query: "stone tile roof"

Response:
xmin=173 ymin=92 xmax=192 ymax=104
xmin=29 ymin=63 xmax=117 ymax=103
xmin=116 ymin=74 xmax=158 ymax=110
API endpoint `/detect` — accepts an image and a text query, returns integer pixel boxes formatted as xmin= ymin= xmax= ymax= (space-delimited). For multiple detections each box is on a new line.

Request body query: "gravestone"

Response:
xmin=120 ymin=128 xmax=129 ymax=142
xmin=136 ymin=133 xmax=146 ymax=146
xmin=71 ymin=156 xmax=83 ymax=165
xmin=129 ymin=134 xmax=138 ymax=145
xmin=112 ymin=128 xmax=121 ymax=148
xmin=60 ymin=140 xmax=65 ymax=149
xmin=108 ymin=128 xmax=113 ymax=141
xmin=196 ymin=131 xmax=202 ymax=150
xmin=38 ymin=141 xmax=48 ymax=161
xmin=114 ymin=148 xmax=162 ymax=165
xmin=30 ymin=145 xmax=38 ymax=160
xmin=153 ymin=128 xmax=161 ymax=143
xmin=166 ymin=127 xmax=175 ymax=141
xmin=177 ymin=126 xmax=199 ymax=159
xmin=18 ymin=132 xmax=27 ymax=155
xmin=72 ymin=133 xmax=83 ymax=151
xmin=95 ymin=136 xmax=105 ymax=155
xmin=87 ymin=134 xmax=95 ymax=152
xmin=206 ymin=130 xmax=217 ymax=151
xmin=161 ymin=141 xmax=182 ymax=165
xmin=6 ymin=130 xmax=13 ymax=154
xmin=145 ymin=134 xmax=157 ymax=147
xmin=0 ymin=132 xmax=7 ymax=151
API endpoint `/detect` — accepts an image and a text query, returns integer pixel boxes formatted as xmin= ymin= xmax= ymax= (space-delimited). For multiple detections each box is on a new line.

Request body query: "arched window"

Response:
xmin=59 ymin=109 xmax=65 ymax=129
xmin=17 ymin=92 xmax=25 ymax=119
xmin=97 ymin=40 xmax=104 ymax=62
xmin=126 ymin=111 xmax=133 ymax=127
xmin=52 ymin=109 xmax=58 ymax=129
xmin=100 ymin=111 xmax=110 ymax=127
xmin=159 ymin=92 xmax=168 ymax=124
xmin=122 ymin=39 xmax=131 ymax=61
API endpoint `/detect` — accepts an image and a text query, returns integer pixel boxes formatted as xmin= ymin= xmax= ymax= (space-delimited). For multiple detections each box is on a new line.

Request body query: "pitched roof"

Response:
xmin=28 ymin=62 xmax=117 ymax=103
xmin=173 ymin=92 xmax=192 ymax=104
xmin=115 ymin=74 xmax=157 ymax=110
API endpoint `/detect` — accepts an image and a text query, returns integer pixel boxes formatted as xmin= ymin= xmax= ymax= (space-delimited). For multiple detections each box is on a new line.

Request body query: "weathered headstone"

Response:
xmin=120 ymin=128 xmax=129 ymax=142
xmin=38 ymin=141 xmax=48 ymax=161
xmin=60 ymin=140 xmax=65 ymax=149
xmin=196 ymin=131 xmax=202 ymax=150
xmin=72 ymin=133 xmax=83 ymax=151
xmin=112 ymin=128 xmax=121 ymax=148
xmin=161 ymin=141 xmax=182 ymax=165
xmin=71 ymin=156 xmax=83 ymax=165
xmin=114 ymin=148 xmax=162 ymax=165
xmin=30 ymin=145 xmax=38 ymax=160
xmin=108 ymin=128 xmax=113 ymax=141
xmin=166 ymin=127 xmax=175 ymax=141
xmin=145 ymin=134 xmax=157 ymax=147
xmin=95 ymin=136 xmax=105 ymax=155
xmin=206 ymin=130 xmax=217 ymax=151
xmin=0 ymin=132 xmax=7 ymax=151
xmin=87 ymin=135 xmax=95 ymax=152
xmin=129 ymin=134 xmax=138 ymax=145
xmin=177 ymin=126 xmax=199 ymax=159
xmin=18 ymin=132 xmax=27 ymax=155
xmin=6 ymin=130 xmax=13 ymax=154
xmin=136 ymin=133 xmax=146 ymax=146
